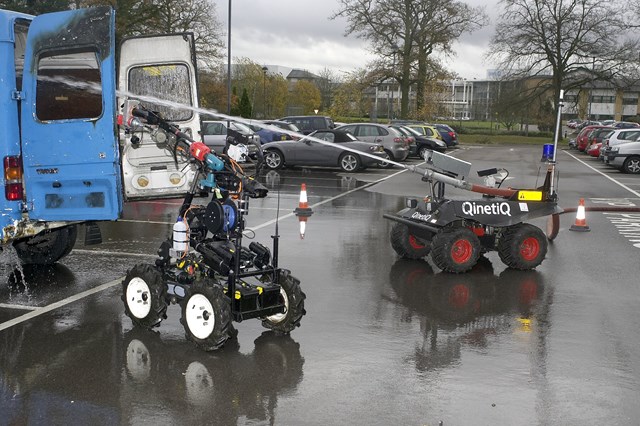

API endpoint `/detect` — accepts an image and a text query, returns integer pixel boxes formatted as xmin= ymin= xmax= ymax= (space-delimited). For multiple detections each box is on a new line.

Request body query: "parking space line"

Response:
xmin=563 ymin=151 xmax=640 ymax=198
xmin=0 ymin=167 xmax=409 ymax=332
xmin=0 ymin=278 xmax=122 ymax=332
xmin=0 ymin=303 xmax=38 ymax=311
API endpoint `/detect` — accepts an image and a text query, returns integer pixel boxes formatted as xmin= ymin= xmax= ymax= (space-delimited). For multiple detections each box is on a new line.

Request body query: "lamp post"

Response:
xmin=390 ymin=43 xmax=398 ymax=121
xmin=227 ymin=0 xmax=232 ymax=117
xmin=262 ymin=66 xmax=268 ymax=119
xmin=587 ymin=56 xmax=595 ymax=121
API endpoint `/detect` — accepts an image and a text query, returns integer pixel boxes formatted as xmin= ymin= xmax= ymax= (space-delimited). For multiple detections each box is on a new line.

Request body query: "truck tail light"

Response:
xmin=4 ymin=156 xmax=24 ymax=201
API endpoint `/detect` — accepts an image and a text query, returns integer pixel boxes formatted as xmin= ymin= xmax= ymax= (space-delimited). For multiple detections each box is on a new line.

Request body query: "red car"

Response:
xmin=576 ymin=125 xmax=610 ymax=151
xmin=587 ymin=142 xmax=602 ymax=157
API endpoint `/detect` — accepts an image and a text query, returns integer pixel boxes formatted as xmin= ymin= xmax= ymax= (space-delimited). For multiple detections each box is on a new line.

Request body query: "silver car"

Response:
xmin=201 ymin=120 xmax=260 ymax=159
xmin=336 ymin=123 xmax=410 ymax=162
xmin=603 ymin=141 xmax=640 ymax=173
xmin=262 ymin=129 xmax=387 ymax=172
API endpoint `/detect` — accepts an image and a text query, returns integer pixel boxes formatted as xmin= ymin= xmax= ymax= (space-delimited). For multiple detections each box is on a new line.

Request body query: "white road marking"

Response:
xmin=562 ymin=150 xmax=640 ymax=198
xmin=0 ymin=167 xmax=409 ymax=331
xmin=0 ymin=303 xmax=38 ymax=311
xmin=0 ymin=278 xmax=121 ymax=332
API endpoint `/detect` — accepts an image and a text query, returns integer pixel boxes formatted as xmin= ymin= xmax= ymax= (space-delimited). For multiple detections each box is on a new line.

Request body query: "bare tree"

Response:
xmin=332 ymin=0 xmax=486 ymax=119
xmin=488 ymin=0 xmax=639 ymax=119
xmin=149 ymin=0 xmax=224 ymax=68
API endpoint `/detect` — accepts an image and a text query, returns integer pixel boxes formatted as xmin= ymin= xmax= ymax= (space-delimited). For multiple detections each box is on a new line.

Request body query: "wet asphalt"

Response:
xmin=2 ymin=144 xmax=640 ymax=425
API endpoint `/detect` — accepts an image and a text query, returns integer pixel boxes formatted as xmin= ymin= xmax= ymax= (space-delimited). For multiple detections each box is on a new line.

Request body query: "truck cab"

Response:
xmin=0 ymin=6 xmax=200 ymax=265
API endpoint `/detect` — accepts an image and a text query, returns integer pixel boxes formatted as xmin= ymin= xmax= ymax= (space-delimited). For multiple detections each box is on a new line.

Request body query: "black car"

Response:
xmin=394 ymin=125 xmax=447 ymax=157
xmin=278 ymin=115 xmax=335 ymax=135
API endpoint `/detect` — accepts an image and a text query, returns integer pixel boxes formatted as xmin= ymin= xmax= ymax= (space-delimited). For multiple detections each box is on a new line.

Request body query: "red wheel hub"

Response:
xmin=448 ymin=284 xmax=470 ymax=309
xmin=409 ymin=235 xmax=426 ymax=250
xmin=520 ymin=237 xmax=540 ymax=261
xmin=451 ymin=239 xmax=473 ymax=264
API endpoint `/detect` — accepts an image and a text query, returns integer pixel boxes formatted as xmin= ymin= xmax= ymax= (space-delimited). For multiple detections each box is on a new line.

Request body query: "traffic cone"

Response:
xmin=570 ymin=198 xmax=590 ymax=232
xmin=294 ymin=183 xmax=313 ymax=217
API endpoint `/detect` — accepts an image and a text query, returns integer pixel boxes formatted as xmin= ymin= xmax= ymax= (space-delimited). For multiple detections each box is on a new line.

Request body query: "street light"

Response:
xmin=587 ymin=56 xmax=595 ymax=121
xmin=262 ymin=66 xmax=268 ymax=118
xmin=227 ymin=0 xmax=232 ymax=116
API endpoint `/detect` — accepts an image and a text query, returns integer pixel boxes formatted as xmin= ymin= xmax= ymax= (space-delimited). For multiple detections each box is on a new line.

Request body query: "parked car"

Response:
xmin=261 ymin=129 xmax=387 ymax=172
xmin=278 ymin=115 xmax=335 ymax=135
xmin=406 ymin=123 xmax=442 ymax=140
xmin=603 ymin=128 xmax=640 ymax=149
xmin=263 ymin=120 xmax=300 ymax=133
xmin=604 ymin=141 xmax=640 ymax=173
xmin=245 ymin=121 xmax=289 ymax=144
xmin=576 ymin=125 xmax=609 ymax=151
xmin=336 ymin=123 xmax=410 ymax=163
xmin=432 ymin=123 xmax=458 ymax=147
xmin=567 ymin=119 xmax=581 ymax=129
xmin=584 ymin=127 xmax=614 ymax=154
xmin=200 ymin=120 xmax=259 ymax=160
xmin=395 ymin=125 xmax=446 ymax=157
xmin=613 ymin=121 xmax=640 ymax=129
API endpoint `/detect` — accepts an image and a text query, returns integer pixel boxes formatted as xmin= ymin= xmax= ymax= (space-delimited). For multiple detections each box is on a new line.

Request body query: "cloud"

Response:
xmin=218 ymin=0 xmax=498 ymax=79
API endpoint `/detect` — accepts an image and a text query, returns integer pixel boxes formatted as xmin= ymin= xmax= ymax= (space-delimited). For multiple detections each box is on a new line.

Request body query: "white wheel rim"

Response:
xmin=267 ymin=288 xmax=289 ymax=323
xmin=185 ymin=294 xmax=215 ymax=340
xmin=126 ymin=277 xmax=152 ymax=319
xmin=125 ymin=339 xmax=151 ymax=382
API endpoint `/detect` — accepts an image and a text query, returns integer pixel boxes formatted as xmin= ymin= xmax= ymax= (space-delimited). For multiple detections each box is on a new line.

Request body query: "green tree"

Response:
xmin=330 ymin=69 xmax=372 ymax=118
xmin=237 ymin=88 xmax=252 ymax=118
xmin=289 ymin=80 xmax=321 ymax=115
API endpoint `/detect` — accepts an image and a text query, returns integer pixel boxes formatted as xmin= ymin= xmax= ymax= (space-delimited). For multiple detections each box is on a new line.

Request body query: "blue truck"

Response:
xmin=1 ymin=6 xmax=202 ymax=265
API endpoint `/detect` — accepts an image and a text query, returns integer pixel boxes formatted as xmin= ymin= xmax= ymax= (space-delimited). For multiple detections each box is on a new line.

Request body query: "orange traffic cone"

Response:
xmin=294 ymin=183 xmax=312 ymax=239
xmin=294 ymin=183 xmax=313 ymax=217
xmin=570 ymin=198 xmax=590 ymax=232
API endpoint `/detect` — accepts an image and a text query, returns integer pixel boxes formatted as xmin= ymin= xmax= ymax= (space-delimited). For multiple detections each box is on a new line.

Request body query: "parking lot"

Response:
xmin=2 ymin=144 xmax=640 ymax=425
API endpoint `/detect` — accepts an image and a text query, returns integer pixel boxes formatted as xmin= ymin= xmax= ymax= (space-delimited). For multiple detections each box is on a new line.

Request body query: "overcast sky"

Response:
xmin=215 ymin=0 xmax=500 ymax=80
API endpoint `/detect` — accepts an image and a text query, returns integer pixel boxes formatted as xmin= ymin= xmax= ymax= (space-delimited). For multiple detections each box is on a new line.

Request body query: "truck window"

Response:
xmin=36 ymin=50 xmax=103 ymax=121
xmin=128 ymin=64 xmax=193 ymax=122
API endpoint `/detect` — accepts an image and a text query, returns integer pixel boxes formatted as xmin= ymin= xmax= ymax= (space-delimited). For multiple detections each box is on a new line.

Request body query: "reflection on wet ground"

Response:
xmin=387 ymin=257 xmax=549 ymax=373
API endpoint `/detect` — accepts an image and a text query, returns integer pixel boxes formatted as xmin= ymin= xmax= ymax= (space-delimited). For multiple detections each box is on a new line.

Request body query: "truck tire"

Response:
xmin=430 ymin=227 xmax=481 ymax=273
xmin=122 ymin=264 xmax=168 ymax=328
xmin=497 ymin=223 xmax=547 ymax=270
xmin=390 ymin=223 xmax=431 ymax=259
xmin=261 ymin=269 xmax=306 ymax=334
xmin=13 ymin=225 xmax=77 ymax=265
xmin=180 ymin=280 xmax=231 ymax=351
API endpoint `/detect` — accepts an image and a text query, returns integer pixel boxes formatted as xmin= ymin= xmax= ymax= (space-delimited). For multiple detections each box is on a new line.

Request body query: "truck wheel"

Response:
xmin=497 ymin=223 xmax=547 ymax=270
xmin=13 ymin=225 xmax=77 ymax=265
xmin=430 ymin=227 xmax=481 ymax=273
xmin=390 ymin=223 xmax=431 ymax=259
xmin=180 ymin=280 xmax=231 ymax=351
xmin=122 ymin=264 xmax=168 ymax=328
xmin=622 ymin=156 xmax=640 ymax=174
xmin=262 ymin=269 xmax=306 ymax=334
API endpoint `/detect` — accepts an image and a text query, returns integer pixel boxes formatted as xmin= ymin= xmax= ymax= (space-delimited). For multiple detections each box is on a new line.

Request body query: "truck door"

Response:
xmin=20 ymin=7 xmax=122 ymax=221
xmin=118 ymin=33 xmax=199 ymax=200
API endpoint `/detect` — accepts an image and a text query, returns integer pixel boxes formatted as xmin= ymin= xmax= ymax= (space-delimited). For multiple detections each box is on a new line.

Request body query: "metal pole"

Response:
xmin=227 ymin=0 xmax=231 ymax=116
xmin=390 ymin=51 xmax=395 ymax=121
xmin=262 ymin=66 xmax=267 ymax=118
